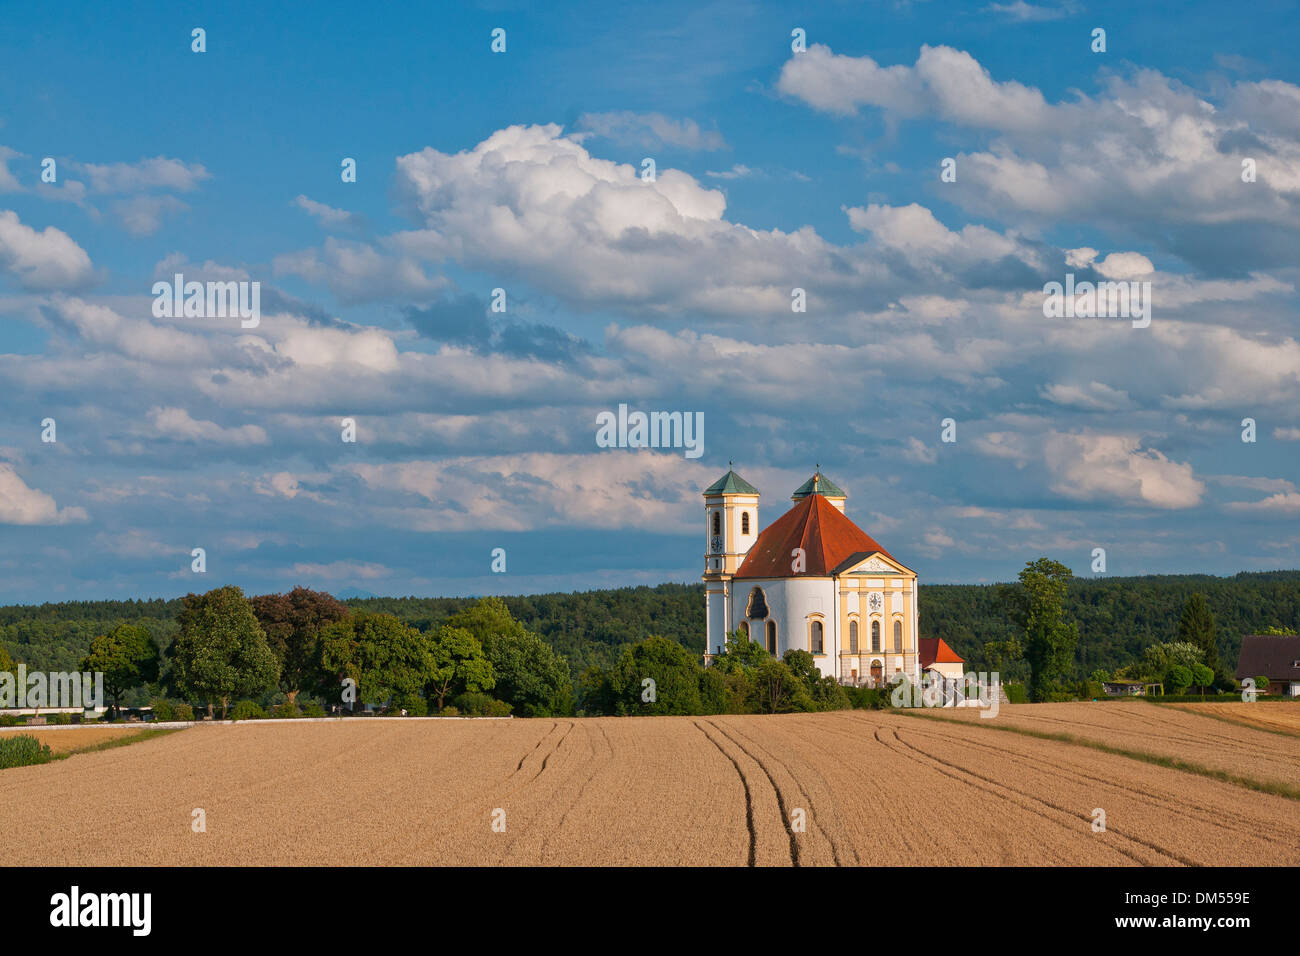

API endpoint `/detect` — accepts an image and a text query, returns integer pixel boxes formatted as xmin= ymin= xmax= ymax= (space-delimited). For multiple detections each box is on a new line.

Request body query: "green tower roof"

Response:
xmin=791 ymin=472 xmax=846 ymax=499
xmin=704 ymin=469 xmax=759 ymax=496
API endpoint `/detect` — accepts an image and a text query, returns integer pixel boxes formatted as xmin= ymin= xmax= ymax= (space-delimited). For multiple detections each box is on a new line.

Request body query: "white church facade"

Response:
xmin=702 ymin=467 xmax=959 ymax=687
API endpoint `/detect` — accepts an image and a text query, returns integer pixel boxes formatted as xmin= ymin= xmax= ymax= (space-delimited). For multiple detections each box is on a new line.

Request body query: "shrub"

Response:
xmin=0 ymin=734 xmax=54 ymax=769
xmin=269 ymin=702 xmax=301 ymax=719
xmin=0 ymin=715 xmax=23 ymax=727
xmin=151 ymin=699 xmax=195 ymax=722
xmin=229 ymin=700 xmax=268 ymax=721
xmin=453 ymin=692 xmax=511 ymax=717
xmin=440 ymin=706 xmax=460 ymax=717
xmin=45 ymin=712 xmax=72 ymax=725
xmin=301 ymin=700 xmax=326 ymax=718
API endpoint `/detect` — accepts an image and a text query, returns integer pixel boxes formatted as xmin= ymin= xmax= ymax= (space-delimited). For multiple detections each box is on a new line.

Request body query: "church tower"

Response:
xmin=702 ymin=465 xmax=759 ymax=659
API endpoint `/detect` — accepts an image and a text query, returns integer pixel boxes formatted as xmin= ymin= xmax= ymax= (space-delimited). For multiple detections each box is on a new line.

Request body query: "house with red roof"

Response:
xmin=703 ymin=466 xmax=953 ymax=686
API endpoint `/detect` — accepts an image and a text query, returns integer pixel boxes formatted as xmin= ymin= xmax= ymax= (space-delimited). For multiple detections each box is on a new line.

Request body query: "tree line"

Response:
xmin=3 ymin=569 xmax=1298 ymax=712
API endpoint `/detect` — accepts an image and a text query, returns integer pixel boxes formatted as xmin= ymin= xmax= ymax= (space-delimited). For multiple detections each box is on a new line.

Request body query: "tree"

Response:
xmin=171 ymin=587 xmax=279 ymax=719
xmin=251 ymin=587 xmax=350 ymax=704
xmin=712 ymin=629 xmax=769 ymax=674
xmin=752 ymin=659 xmax=808 ymax=714
xmin=426 ymin=626 xmax=494 ymax=712
xmin=444 ymin=598 xmax=571 ymax=716
xmin=615 ymin=636 xmax=702 ymax=716
xmin=0 ymin=645 xmax=14 ymax=674
xmin=1259 ymin=625 xmax=1299 ymax=635
xmin=319 ymin=612 xmax=437 ymax=711
xmin=1167 ymin=664 xmax=1192 ymax=695
xmin=1190 ymin=663 xmax=1214 ymax=696
xmin=1138 ymin=641 xmax=1204 ymax=682
xmin=1000 ymin=558 xmax=1079 ymax=702
xmin=782 ymin=649 xmax=849 ymax=711
xmin=1177 ymin=592 xmax=1222 ymax=677
xmin=80 ymin=623 xmax=160 ymax=718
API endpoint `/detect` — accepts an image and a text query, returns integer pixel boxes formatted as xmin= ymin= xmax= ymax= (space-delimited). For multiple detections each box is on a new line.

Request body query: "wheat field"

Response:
xmin=2 ymin=709 xmax=1296 ymax=866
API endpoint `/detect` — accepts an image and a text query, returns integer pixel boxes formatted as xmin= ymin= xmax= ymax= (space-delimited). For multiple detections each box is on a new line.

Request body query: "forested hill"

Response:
xmin=3 ymin=572 xmax=1299 ymax=679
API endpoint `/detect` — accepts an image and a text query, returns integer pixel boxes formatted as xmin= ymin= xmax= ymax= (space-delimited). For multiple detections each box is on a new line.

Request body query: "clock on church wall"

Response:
xmin=710 ymin=535 xmax=723 ymax=554
xmin=868 ymin=592 xmax=883 ymax=612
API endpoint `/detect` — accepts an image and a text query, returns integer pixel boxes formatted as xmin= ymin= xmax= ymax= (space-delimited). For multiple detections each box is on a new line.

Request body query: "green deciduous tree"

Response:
xmin=79 ymin=622 xmax=160 ymax=718
xmin=426 ymin=626 xmax=494 ymax=712
xmin=615 ymin=635 xmax=702 ymax=716
xmin=444 ymin=597 xmax=571 ymax=716
xmin=319 ymin=612 xmax=435 ymax=711
xmin=171 ymin=587 xmax=279 ymax=719
xmin=1000 ymin=558 xmax=1079 ymax=702
xmin=1190 ymin=662 xmax=1214 ymax=696
xmin=251 ymin=587 xmax=350 ymax=704
xmin=712 ymin=629 xmax=769 ymax=674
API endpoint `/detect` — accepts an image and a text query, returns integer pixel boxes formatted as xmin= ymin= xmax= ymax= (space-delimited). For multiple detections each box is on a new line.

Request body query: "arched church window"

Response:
xmin=849 ymin=620 xmax=858 ymax=653
xmin=810 ymin=619 xmax=824 ymax=654
xmin=893 ymin=619 xmax=903 ymax=652
xmin=738 ymin=621 xmax=749 ymax=638
xmin=745 ymin=587 xmax=769 ymax=620
xmin=712 ymin=511 xmax=721 ymax=536
xmin=871 ymin=620 xmax=881 ymax=652
xmin=741 ymin=511 xmax=750 ymax=535
xmin=766 ymin=620 xmax=777 ymax=655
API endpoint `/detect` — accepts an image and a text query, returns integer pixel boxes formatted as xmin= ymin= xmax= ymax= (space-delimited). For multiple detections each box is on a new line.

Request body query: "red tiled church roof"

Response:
xmin=734 ymin=494 xmax=894 ymax=579
xmin=919 ymin=637 xmax=965 ymax=667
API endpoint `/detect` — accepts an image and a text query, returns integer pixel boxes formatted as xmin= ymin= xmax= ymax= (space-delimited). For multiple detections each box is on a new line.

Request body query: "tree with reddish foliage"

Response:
xmin=251 ymin=587 xmax=350 ymax=704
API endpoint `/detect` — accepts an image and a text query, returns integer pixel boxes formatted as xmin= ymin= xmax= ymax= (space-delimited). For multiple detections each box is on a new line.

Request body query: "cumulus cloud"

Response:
xmin=146 ymin=407 xmax=270 ymax=446
xmin=0 ymin=210 xmax=94 ymax=290
xmin=0 ymin=463 xmax=87 ymax=525
xmin=779 ymin=45 xmax=1300 ymax=273
xmin=1043 ymin=433 xmax=1205 ymax=509
xmin=346 ymin=452 xmax=718 ymax=533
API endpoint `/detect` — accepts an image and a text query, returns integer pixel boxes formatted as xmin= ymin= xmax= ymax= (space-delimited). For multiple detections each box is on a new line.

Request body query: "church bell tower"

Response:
xmin=702 ymin=464 xmax=759 ymax=659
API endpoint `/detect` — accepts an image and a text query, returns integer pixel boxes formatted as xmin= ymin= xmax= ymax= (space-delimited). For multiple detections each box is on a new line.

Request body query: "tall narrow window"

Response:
xmin=738 ymin=621 xmax=749 ymax=638
xmin=849 ymin=620 xmax=858 ymax=653
xmin=811 ymin=620 xmax=824 ymax=654
xmin=766 ymin=620 xmax=777 ymax=655
xmin=893 ymin=619 xmax=903 ymax=652
xmin=741 ymin=511 xmax=750 ymax=535
xmin=871 ymin=620 xmax=880 ymax=652
xmin=712 ymin=511 xmax=721 ymax=536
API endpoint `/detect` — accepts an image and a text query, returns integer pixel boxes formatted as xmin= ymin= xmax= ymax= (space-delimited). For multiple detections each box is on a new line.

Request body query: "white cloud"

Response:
xmin=1043 ymin=432 xmax=1205 ymax=509
xmin=0 ymin=210 xmax=94 ymax=290
xmin=147 ymin=407 xmax=270 ymax=446
xmin=73 ymin=156 xmax=209 ymax=194
xmin=577 ymin=111 xmax=727 ymax=151
xmin=0 ymin=463 xmax=87 ymax=525
xmin=293 ymin=195 xmax=364 ymax=230
xmin=112 ymin=195 xmax=187 ymax=236
xmin=778 ymin=44 xmax=1052 ymax=130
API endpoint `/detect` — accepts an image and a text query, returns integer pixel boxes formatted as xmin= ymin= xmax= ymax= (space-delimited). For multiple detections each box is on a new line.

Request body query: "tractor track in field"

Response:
xmin=712 ymin=717 xmax=852 ymax=866
xmin=858 ymin=717 xmax=1190 ymax=866
xmin=693 ymin=719 xmax=758 ymax=866
xmin=704 ymin=719 xmax=804 ymax=866
xmin=889 ymin=715 xmax=1300 ymax=850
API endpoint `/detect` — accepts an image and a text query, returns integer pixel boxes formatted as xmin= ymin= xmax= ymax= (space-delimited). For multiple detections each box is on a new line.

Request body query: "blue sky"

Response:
xmin=2 ymin=0 xmax=1299 ymax=603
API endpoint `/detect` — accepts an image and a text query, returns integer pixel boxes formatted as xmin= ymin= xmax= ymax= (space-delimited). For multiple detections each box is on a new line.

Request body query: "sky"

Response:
xmin=1 ymin=0 xmax=1299 ymax=603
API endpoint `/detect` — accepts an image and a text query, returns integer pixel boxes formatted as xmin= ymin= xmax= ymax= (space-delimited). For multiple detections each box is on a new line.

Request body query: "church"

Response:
xmin=701 ymin=466 xmax=960 ymax=687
